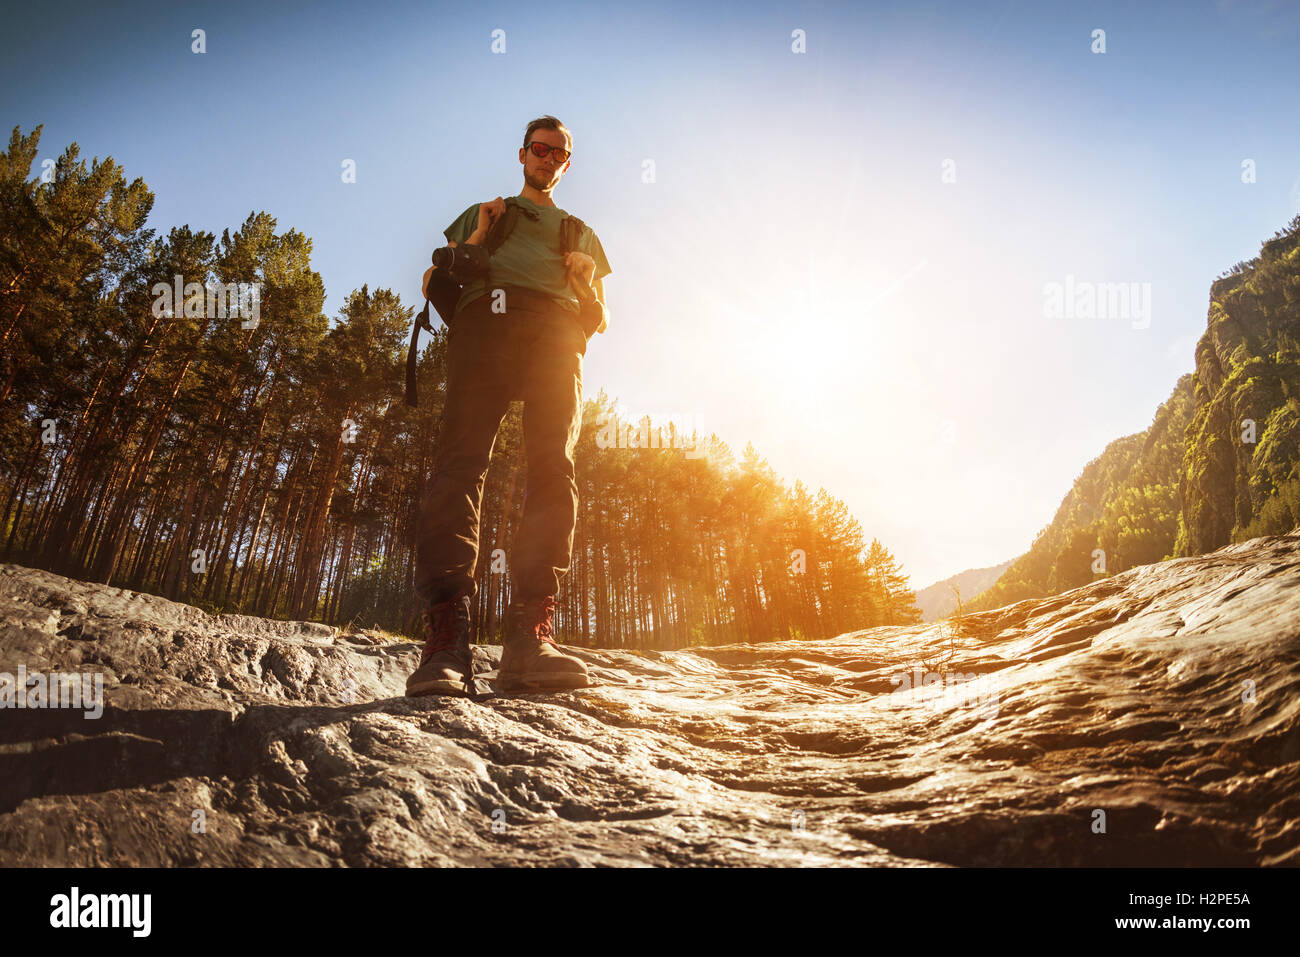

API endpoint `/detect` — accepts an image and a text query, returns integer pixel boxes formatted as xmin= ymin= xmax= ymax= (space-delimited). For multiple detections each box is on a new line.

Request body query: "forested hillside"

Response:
xmin=969 ymin=215 xmax=1300 ymax=612
xmin=913 ymin=558 xmax=1012 ymax=621
xmin=0 ymin=125 xmax=921 ymax=649
xmin=1177 ymin=221 xmax=1300 ymax=552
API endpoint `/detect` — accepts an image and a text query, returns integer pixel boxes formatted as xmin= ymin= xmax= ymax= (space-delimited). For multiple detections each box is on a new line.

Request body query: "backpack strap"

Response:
xmin=408 ymin=201 xmax=590 ymax=407
xmin=405 ymin=301 xmax=434 ymax=407
xmin=482 ymin=198 xmax=539 ymax=290
xmin=489 ymin=200 xmax=585 ymax=259
xmin=560 ymin=214 xmax=586 ymax=255
xmin=408 ymin=199 xmax=528 ymax=409
xmin=483 ymin=197 xmax=526 ymax=254
xmin=561 ymin=214 xmax=601 ymax=327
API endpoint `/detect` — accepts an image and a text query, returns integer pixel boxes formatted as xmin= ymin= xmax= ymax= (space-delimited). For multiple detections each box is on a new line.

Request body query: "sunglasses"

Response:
xmin=526 ymin=141 xmax=571 ymax=163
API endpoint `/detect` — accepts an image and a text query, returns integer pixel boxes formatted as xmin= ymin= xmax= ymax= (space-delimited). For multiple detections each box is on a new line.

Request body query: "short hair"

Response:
xmin=523 ymin=115 xmax=572 ymax=153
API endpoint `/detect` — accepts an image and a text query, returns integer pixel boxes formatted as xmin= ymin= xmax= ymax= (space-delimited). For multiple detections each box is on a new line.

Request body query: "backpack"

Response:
xmin=405 ymin=197 xmax=591 ymax=408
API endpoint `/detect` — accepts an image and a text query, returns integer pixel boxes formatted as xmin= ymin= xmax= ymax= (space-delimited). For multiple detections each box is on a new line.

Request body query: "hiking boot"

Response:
xmin=498 ymin=595 xmax=590 ymax=693
xmin=405 ymin=593 xmax=473 ymax=697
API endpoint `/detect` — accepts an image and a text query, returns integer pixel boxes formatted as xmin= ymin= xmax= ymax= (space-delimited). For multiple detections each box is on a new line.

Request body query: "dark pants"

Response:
xmin=414 ymin=286 xmax=588 ymax=607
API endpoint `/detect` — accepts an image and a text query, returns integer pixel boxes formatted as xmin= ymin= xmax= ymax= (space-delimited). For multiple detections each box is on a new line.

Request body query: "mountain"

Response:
xmin=914 ymin=559 xmax=1014 ymax=620
xmin=969 ymin=214 xmax=1300 ymax=612
xmin=1177 ymin=221 xmax=1300 ymax=552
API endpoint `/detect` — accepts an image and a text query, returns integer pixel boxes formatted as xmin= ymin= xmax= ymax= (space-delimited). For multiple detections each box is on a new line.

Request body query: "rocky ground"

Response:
xmin=1 ymin=530 xmax=1298 ymax=866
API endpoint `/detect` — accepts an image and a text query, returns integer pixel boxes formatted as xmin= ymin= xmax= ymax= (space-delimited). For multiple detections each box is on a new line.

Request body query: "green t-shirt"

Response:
xmin=443 ymin=194 xmax=612 ymax=318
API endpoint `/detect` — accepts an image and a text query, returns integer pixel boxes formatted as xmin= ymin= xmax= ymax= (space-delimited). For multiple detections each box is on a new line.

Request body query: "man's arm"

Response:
xmin=576 ymin=275 xmax=608 ymax=335
xmin=564 ymin=251 xmax=609 ymax=334
xmin=420 ymin=201 xmax=498 ymax=300
xmin=592 ymin=277 xmax=608 ymax=333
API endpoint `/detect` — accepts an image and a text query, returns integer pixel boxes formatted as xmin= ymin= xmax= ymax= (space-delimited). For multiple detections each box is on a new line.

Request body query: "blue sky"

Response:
xmin=4 ymin=0 xmax=1299 ymax=588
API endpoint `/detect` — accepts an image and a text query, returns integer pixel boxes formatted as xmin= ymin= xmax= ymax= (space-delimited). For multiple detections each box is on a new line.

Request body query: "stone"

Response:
xmin=1 ymin=531 xmax=1298 ymax=866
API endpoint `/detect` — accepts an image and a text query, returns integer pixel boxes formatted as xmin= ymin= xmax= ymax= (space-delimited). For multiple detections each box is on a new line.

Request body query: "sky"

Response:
xmin=4 ymin=0 xmax=1299 ymax=589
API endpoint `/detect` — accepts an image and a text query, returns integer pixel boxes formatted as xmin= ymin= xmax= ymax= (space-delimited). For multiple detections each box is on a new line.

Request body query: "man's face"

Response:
xmin=520 ymin=128 xmax=572 ymax=193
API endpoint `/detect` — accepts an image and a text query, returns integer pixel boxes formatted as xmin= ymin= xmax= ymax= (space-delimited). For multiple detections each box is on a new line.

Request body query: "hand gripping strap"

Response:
xmin=578 ymin=294 xmax=607 ymax=338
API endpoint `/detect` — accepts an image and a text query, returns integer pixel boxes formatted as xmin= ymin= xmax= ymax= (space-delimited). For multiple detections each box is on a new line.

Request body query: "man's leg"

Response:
xmin=414 ymin=315 xmax=515 ymax=606
xmin=511 ymin=314 xmax=585 ymax=603
xmin=496 ymin=308 xmax=590 ymax=691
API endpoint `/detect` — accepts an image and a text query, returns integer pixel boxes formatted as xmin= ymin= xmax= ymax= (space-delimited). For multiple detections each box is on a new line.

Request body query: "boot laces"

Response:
xmin=422 ymin=598 xmax=466 ymax=665
xmin=528 ymin=596 xmax=558 ymax=646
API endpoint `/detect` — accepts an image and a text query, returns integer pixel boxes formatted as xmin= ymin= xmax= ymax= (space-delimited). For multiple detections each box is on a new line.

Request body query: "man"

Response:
xmin=408 ymin=115 xmax=612 ymax=697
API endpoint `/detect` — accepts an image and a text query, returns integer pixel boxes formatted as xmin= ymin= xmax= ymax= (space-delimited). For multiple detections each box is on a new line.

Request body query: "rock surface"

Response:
xmin=2 ymin=531 xmax=1299 ymax=867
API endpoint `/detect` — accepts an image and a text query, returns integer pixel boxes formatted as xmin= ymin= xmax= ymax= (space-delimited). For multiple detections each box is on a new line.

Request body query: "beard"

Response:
xmin=527 ymin=168 xmax=556 ymax=191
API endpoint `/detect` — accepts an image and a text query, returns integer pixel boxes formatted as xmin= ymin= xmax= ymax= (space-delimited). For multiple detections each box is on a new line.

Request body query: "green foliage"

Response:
xmin=968 ymin=377 xmax=1193 ymax=611
xmin=971 ymin=214 xmax=1300 ymax=611
xmin=566 ymin=393 xmax=922 ymax=646
xmin=1176 ymin=214 xmax=1300 ymax=555
xmin=1237 ymin=476 xmax=1300 ymax=539
xmin=337 ymin=554 xmax=406 ymax=631
xmin=0 ymin=124 xmax=920 ymax=649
